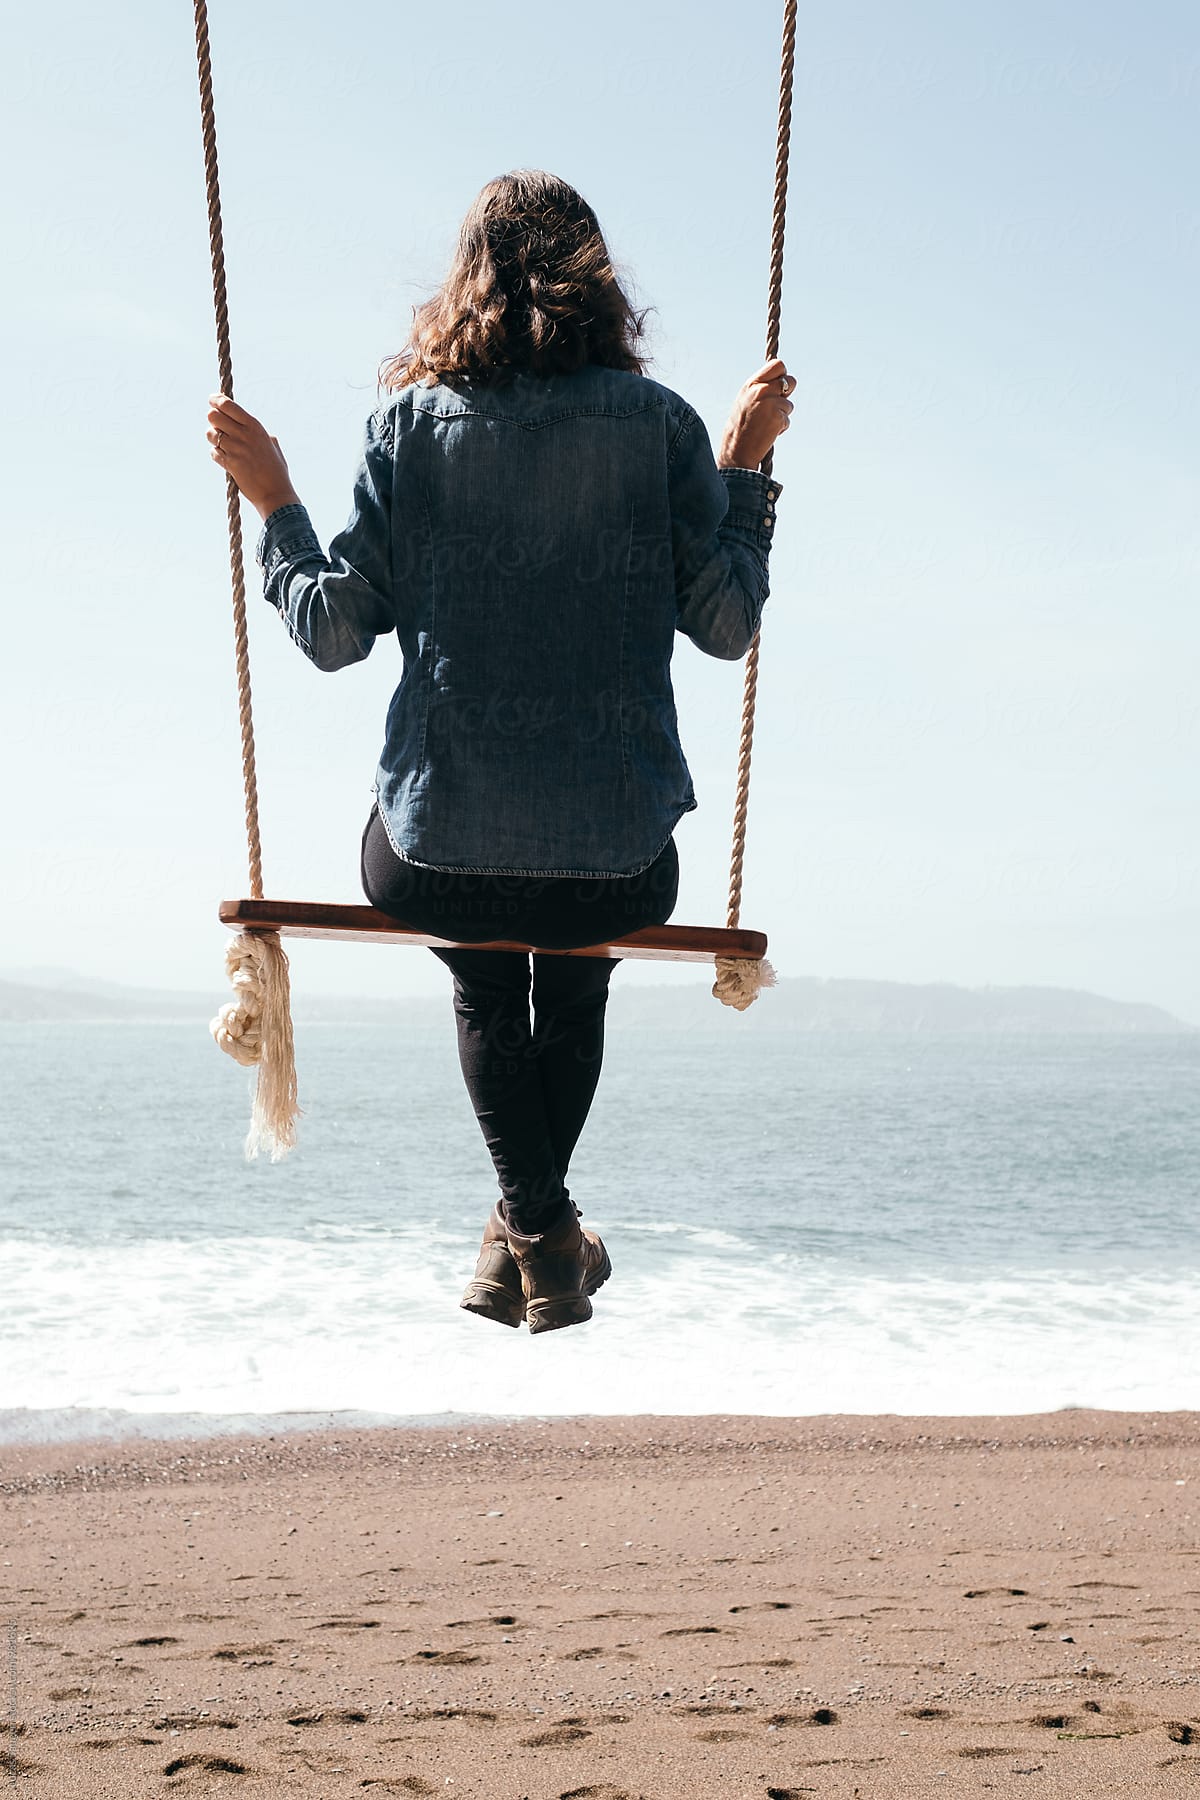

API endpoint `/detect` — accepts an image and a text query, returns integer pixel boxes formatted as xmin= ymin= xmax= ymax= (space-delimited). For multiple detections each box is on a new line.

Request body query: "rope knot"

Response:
xmin=712 ymin=956 xmax=777 ymax=1011
xmin=210 ymin=930 xmax=301 ymax=1159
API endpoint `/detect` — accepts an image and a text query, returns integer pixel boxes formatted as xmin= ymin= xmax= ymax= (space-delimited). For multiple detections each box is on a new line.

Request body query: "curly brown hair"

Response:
xmin=379 ymin=170 xmax=650 ymax=389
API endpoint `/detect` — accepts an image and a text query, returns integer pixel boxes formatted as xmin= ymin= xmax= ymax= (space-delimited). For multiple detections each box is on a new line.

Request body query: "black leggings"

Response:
xmin=360 ymin=806 xmax=679 ymax=1230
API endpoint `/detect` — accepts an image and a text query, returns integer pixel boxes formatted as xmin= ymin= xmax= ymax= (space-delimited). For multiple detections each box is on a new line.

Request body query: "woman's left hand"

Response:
xmin=207 ymin=394 xmax=302 ymax=520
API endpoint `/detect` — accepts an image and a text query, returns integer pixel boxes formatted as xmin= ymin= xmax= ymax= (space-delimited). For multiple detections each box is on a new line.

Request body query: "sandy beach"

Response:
xmin=2 ymin=1410 xmax=1199 ymax=1797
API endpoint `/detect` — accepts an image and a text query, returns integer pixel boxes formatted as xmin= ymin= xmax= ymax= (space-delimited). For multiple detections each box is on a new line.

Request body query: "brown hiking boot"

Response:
xmin=459 ymin=1203 xmax=525 ymax=1329
xmin=504 ymin=1201 xmax=612 ymax=1335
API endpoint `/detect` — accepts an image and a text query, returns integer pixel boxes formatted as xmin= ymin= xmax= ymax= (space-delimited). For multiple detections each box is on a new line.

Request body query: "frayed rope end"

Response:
xmin=210 ymin=929 xmax=301 ymax=1161
xmin=712 ymin=954 xmax=777 ymax=1012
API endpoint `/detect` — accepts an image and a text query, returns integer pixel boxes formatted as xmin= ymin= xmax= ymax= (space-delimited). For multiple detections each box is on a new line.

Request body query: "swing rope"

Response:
xmin=192 ymin=0 xmax=261 ymax=898
xmin=193 ymin=0 xmax=299 ymax=1159
xmin=194 ymin=0 xmax=794 ymax=1150
xmin=712 ymin=0 xmax=796 ymax=1013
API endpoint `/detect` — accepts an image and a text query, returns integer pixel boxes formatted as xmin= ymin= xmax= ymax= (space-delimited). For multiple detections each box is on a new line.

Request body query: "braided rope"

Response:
xmin=724 ymin=0 xmax=796 ymax=934
xmin=192 ymin=0 xmax=263 ymax=900
xmin=193 ymin=0 xmax=298 ymax=1158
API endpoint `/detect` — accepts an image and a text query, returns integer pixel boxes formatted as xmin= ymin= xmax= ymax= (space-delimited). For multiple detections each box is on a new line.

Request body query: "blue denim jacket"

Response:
xmin=256 ymin=364 xmax=782 ymax=876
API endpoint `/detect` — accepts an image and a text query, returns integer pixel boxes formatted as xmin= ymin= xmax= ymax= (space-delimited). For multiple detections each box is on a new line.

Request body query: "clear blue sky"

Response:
xmin=3 ymin=0 xmax=1197 ymax=1016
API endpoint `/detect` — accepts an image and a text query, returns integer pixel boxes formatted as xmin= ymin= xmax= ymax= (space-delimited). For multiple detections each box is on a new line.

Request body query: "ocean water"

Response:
xmin=1 ymin=1017 xmax=1197 ymax=1442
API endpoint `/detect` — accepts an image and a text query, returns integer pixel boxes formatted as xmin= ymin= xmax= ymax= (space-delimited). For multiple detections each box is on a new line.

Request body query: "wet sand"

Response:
xmin=2 ymin=1411 xmax=1199 ymax=1796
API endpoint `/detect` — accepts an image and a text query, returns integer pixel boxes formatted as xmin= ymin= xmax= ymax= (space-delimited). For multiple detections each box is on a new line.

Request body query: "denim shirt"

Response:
xmin=255 ymin=364 xmax=783 ymax=876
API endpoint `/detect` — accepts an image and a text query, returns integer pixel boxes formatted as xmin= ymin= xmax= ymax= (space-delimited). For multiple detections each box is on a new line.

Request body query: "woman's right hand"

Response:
xmin=717 ymin=357 xmax=794 ymax=470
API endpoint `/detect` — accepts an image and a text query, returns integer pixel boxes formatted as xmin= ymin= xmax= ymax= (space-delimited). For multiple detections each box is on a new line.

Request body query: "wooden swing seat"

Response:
xmin=219 ymin=898 xmax=767 ymax=964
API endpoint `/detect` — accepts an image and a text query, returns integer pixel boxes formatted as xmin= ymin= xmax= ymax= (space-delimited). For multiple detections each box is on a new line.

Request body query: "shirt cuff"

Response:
xmin=719 ymin=465 xmax=783 ymax=543
xmin=255 ymin=502 xmax=322 ymax=579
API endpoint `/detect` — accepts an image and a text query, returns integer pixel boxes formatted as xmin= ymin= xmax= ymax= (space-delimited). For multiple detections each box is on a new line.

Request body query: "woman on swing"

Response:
xmin=207 ymin=170 xmax=790 ymax=1336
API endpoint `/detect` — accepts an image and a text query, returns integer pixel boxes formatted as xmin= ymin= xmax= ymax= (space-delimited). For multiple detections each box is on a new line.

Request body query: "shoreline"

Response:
xmin=3 ymin=1403 xmax=1200 ymax=1477
xmin=3 ymin=1406 xmax=1200 ymax=1484
xmin=5 ymin=1410 xmax=1200 ymax=1794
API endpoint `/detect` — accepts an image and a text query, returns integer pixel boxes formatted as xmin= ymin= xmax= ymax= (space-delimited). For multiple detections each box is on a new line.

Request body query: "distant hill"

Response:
xmin=0 ymin=970 xmax=1191 ymax=1033
xmin=615 ymin=977 xmax=1193 ymax=1034
xmin=0 ymin=975 xmax=440 ymax=1026
xmin=0 ymin=979 xmax=221 ymax=1024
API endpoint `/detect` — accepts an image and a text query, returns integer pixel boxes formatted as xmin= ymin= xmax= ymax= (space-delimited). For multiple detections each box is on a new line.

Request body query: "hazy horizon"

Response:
xmin=3 ymin=1 xmax=1195 ymax=1017
xmin=1 ymin=961 xmax=1193 ymax=1033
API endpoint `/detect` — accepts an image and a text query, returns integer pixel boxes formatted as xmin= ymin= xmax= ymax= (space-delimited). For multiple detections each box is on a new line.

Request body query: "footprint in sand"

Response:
xmin=286 ymin=1709 xmax=368 ymax=1726
xmin=958 ymin=1747 xmax=1016 ymax=1759
xmin=728 ymin=1601 xmax=793 ymax=1613
xmin=562 ymin=1646 xmax=605 ymax=1661
xmin=767 ymin=1709 xmax=839 ymax=1729
xmin=211 ymin=1643 xmax=278 ymax=1663
xmin=310 ymin=1618 xmax=380 ymax=1631
xmin=0 ymin=1752 xmax=38 ymax=1778
xmin=125 ymin=1635 xmax=180 ymax=1647
xmin=662 ymin=1625 xmax=724 ymax=1637
xmin=520 ymin=1723 xmax=592 ymax=1747
xmin=400 ymin=1707 xmax=498 ymax=1726
xmin=696 ymin=1727 xmax=749 ymax=1742
xmin=162 ymin=1752 xmax=248 ymax=1776
xmin=153 ymin=1714 xmax=238 ymax=1732
xmin=82 ymin=1737 xmax=161 ymax=1749
xmin=1069 ymin=1580 xmax=1140 ymax=1591
xmin=558 ymin=1786 xmax=636 ymax=1800
xmin=902 ymin=1706 xmax=951 ymax=1721
xmin=723 ymin=1658 xmax=798 ymax=1671
xmin=407 ymin=1649 xmax=484 ymax=1666
xmin=446 ymin=1614 xmax=518 ymax=1628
